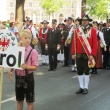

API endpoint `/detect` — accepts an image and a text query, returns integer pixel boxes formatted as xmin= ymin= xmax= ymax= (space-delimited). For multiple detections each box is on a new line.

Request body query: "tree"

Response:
xmin=87 ymin=0 xmax=109 ymax=20
xmin=81 ymin=0 xmax=87 ymax=15
xmin=16 ymin=0 xmax=25 ymax=30
xmin=38 ymin=0 xmax=69 ymax=20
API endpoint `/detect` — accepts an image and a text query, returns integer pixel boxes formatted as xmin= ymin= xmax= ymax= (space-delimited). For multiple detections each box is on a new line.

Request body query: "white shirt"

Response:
xmin=67 ymin=25 xmax=75 ymax=38
xmin=97 ymin=30 xmax=106 ymax=46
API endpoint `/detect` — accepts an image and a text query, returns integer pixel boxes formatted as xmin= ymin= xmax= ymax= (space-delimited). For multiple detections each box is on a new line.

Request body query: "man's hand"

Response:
xmin=45 ymin=45 xmax=48 ymax=50
xmin=89 ymin=55 xmax=94 ymax=60
xmin=104 ymin=46 xmax=107 ymax=51
xmin=21 ymin=63 xmax=28 ymax=69
xmin=57 ymin=46 xmax=60 ymax=51
xmin=8 ymin=70 xmax=13 ymax=82
xmin=72 ymin=55 xmax=76 ymax=60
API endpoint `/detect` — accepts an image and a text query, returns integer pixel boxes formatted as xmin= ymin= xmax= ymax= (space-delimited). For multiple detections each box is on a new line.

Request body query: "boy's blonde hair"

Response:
xmin=19 ymin=29 xmax=32 ymax=38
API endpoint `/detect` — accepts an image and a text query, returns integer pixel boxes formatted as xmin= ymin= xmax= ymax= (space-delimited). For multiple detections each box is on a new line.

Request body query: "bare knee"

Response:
xmin=17 ymin=100 xmax=24 ymax=104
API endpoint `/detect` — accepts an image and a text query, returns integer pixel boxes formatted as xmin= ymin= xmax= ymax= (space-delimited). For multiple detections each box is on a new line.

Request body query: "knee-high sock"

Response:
xmin=78 ymin=75 xmax=84 ymax=89
xmin=57 ymin=54 xmax=61 ymax=61
xmin=72 ymin=65 xmax=74 ymax=70
xmin=42 ymin=55 xmax=45 ymax=63
xmin=45 ymin=55 xmax=49 ymax=64
xmin=61 ymin=54 xmax=64 ymax=61
xmin=84 ymin=75 xmax=89 ymax=89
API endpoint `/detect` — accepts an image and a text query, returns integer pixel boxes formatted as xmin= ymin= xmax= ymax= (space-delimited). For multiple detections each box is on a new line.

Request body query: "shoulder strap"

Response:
xmin=25 ymin=48 xmax=33 ymax=63
xmin=25 ymin=48 xmax=33 ymax=76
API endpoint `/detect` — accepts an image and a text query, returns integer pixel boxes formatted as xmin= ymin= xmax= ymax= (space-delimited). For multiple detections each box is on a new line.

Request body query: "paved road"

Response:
xmin=2 ymin=60 xmax=110 ymax=110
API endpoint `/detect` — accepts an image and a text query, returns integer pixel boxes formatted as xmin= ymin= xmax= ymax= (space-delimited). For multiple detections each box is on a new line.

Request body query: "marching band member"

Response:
xmin=92 ymin=24 xmax=106 ymax=74
xmin=45 ymin=19 xmax=61 ymax=71
xmin=22 ymin=18 xmax=37 ymax=48
xmin=67 ymin=17 xmax=80 ymax=72
xmin=57 ymin=22 xmax=65 ymax=63
xmin=63 ymin=17 xmax=73 ymax=67
xmin=72 ymin=14 xmax=98 ymax=94
xmin=103 ymin=20 xmax=110 ymax=69
xmin=39 ymin=20 xmax=49 ymax=66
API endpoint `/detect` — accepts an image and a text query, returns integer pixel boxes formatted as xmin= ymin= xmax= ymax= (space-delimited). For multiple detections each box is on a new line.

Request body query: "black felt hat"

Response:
xmin=93 ymin=21 xmax=99 ymax=26
xmin=59 ymin=21 xmax=65 ymax=25
xmin=52 ymin=19 xmax=57 ymax=24
xmin=79 ymin=14 xmax=93 ymax=22
xmin=40 ymin=20 xmax=49 ymax=24
xmin=64 ymin=17 xmax=74 ymax=22
xmin=64 ymin=18 xmax=68 ymax=22
xmin=75 ymin=17 xmax=80 ymax=21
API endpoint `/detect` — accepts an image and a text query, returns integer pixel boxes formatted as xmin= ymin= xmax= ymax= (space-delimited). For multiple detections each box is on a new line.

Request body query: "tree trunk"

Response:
xmin=15 ymin=0 xmax=25 ymax=31
xmin=81 ymin=0 xmax=86 ymax=15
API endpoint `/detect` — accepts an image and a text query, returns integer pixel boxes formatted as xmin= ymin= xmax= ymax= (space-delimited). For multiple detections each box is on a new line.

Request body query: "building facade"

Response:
xmin=0 ymin=0 xmax=82 ymax=22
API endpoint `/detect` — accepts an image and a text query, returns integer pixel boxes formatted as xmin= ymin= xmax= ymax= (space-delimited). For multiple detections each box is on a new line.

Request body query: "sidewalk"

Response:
xmin=4 ymin=54 xmax=42 ymax=72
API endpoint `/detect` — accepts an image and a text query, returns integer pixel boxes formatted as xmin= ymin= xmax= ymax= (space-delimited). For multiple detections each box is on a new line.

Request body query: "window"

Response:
xmin=29 ymin=2 xmax=32 ymax=7
xmin=10 ymin=2 xmax=13 ymax=7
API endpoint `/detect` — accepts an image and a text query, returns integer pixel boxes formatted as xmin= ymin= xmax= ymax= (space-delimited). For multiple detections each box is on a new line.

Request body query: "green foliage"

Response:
xmin=38 ymin=0 xmax=69 ymax=15
xmin=87 ymin=0 xmax=109 ymax=19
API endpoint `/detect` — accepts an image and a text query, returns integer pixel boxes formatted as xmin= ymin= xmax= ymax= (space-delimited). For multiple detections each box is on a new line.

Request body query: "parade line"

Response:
xmin=1 ymin=97 xmax=15 ymax=104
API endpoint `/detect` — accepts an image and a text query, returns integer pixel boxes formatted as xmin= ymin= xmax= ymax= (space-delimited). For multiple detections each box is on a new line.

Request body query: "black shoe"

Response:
xmin=48 ymin=68 xmax=53 ymax=71
xmin=93 ymin=69 xmax=97 ymax=74
xmin=76 ymin=88 xmax=84 ymax=94
xmin=61 ymin=61 xmax=63 ymax=63
xmin=106 ymin=67 xmax=109 ymax=70
xmin=82 ymin=88 xmax=88 ymax=95
xmin=90 ymin=69 xmax=94 ymax=74
xmin=57 ymin=60 xmax=60 ymax=63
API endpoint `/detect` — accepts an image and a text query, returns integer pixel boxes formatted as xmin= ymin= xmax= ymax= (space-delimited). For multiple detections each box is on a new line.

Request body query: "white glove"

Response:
xmin=45 ymin=46 xmax=48 ymax=50
xmin=57 ymin=46 xmax=60 ymax=51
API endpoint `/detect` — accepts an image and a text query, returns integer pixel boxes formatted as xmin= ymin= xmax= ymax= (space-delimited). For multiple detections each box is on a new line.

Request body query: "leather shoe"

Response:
xmin=76 ymin=88 xmax=84 ymax=94
xmin=82 ymin=88 xmax=88 ymax=95
xmin=48 ymin=68 xmax=53 ymax=71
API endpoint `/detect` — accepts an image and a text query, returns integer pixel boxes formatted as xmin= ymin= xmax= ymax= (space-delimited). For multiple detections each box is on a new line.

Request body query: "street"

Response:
xmin=2 ymin=60 xmax=110 ymax=110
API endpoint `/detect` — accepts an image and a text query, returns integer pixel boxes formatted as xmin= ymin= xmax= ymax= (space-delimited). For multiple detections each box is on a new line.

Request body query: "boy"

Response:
xmin=8 ymin=29 xmax=38 ymax=110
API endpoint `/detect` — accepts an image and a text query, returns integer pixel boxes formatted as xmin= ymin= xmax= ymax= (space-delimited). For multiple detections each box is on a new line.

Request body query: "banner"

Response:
xmin=0 ymin=29 xmax=25 ymax=69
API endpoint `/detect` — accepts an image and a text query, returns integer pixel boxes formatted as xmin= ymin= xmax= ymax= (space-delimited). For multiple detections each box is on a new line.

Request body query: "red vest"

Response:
xmin=39 ymin=28 xmax=49 ymax=43
xmin=71 ymin=27 xmax=98 ymax=57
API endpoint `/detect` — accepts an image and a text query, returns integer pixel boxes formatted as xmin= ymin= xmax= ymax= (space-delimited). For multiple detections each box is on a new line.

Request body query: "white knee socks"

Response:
xmin=78 ymin=74 xmax=89 ymax=89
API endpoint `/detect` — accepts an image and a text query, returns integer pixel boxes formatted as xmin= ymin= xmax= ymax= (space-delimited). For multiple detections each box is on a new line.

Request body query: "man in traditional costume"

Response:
xmin=22 ymin=17 xmax=37 ymax=48
xmin=63 ymin=17 xmax=74 ymax=67
xmin=39 ymin=20 xmax=49 ymax=66
xmin=71 ymin=14 xmax=98 ymax=94
xmin=57 ymin=22 xmax=65 ymax=63
xmin=46 ymin=19 xmax=61 ymax=71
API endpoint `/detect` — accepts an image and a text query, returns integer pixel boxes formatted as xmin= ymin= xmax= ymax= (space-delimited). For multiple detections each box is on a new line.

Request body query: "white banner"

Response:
xmin=0 ymin=47 xmax=25 ymax=69
xmin=0 ymin=29 xmax=25 ymax=69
